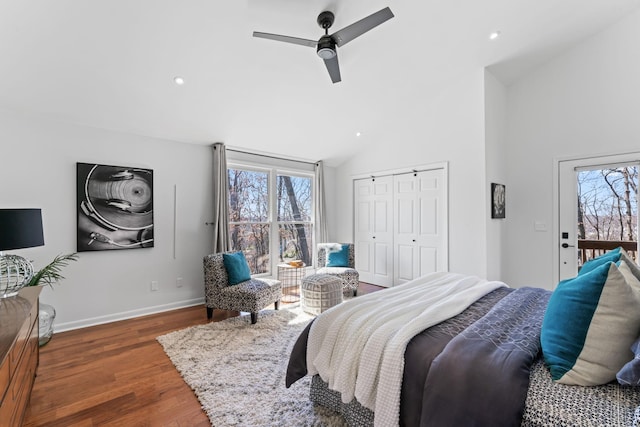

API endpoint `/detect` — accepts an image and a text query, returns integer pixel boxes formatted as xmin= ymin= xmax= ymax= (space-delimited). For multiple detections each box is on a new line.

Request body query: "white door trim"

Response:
xmin=553 ymin=151 xmax=640 ymax=284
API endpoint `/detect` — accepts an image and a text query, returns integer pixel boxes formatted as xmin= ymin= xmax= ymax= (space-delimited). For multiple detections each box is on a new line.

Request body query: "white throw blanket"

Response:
xmin=306 ymin=272 xmax=506 ymax=427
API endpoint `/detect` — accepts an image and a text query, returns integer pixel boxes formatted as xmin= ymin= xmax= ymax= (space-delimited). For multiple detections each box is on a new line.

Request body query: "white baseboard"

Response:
xmin=53 ymin=297 xmax=205 ymax=333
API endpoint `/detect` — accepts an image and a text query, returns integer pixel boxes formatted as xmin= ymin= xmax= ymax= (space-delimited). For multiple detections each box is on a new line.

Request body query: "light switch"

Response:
xmin=534 ymin=221 xmax=547 ymax=232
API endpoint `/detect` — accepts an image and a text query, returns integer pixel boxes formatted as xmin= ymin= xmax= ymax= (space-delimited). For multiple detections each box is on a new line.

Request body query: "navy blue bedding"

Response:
xmin=419 ymin=287 xmax=551 ymax=426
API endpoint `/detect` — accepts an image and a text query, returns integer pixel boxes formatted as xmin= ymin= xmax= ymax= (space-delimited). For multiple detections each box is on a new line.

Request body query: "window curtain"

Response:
xmin=212 ymin=143 xmax=231 ymax=253
xmin=314 ymin=161 xmax=329 ymax=252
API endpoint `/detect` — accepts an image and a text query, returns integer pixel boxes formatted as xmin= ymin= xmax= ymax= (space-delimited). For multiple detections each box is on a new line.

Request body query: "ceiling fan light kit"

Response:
xmin=317 ymin=36 xmax=336 ymax=59
xmin=253 ymin=7 xmax=394 ymax=83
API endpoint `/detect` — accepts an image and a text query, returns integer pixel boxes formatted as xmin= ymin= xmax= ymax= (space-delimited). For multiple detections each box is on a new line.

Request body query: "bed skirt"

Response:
xmin=310 ymin=374 xmax=374 ymax=426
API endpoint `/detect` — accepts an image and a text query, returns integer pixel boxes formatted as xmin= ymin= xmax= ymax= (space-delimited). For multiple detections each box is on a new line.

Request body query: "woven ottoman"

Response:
xmin=301 ymin=274 xmax=343 ymax=315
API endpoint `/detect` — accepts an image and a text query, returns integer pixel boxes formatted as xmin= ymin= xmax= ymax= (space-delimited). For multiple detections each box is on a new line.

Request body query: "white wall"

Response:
xmin=484 ymin=71 xmax=508 ymax=281
xmin=332 ymin=69 xmax=489 ymax=278
xmin=504 ymin=8 xmax=640 ymax=289
xmin=0 ymin=110 xmax=213 ymax=331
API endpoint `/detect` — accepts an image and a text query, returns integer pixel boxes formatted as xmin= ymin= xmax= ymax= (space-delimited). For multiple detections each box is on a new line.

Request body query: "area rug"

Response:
xmin=156 ymin=307 xmax=347 ymax=427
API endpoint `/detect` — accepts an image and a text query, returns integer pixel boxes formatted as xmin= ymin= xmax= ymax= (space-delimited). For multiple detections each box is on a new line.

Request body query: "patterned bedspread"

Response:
xmin=522 ymin=360 xmax=640 ymax=426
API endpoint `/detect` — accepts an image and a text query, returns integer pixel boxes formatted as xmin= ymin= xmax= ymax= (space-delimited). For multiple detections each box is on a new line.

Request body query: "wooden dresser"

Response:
xmin=0 ymin=287 xmax=41 ymax=426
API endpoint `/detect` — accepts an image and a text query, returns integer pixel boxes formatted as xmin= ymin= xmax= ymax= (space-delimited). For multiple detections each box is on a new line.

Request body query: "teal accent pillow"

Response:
xmin=223 ymin=252 xmax=251 ymax=286
xmin=541 ymin=260 xmax=640 ymax=385
xmin=327 ymin=244 xmax=349 ymax=267
xmin=578 ymin=247 xmax=621 ymax=275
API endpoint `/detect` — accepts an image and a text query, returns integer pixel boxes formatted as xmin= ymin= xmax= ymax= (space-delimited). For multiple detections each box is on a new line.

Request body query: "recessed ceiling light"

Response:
xmin=173 ymin=76 xmax=185 ymax=85
xmin=356 ymin=132 xmax=362 ymax=137
xmin=489 ymin=31 xmax=501 ymax=41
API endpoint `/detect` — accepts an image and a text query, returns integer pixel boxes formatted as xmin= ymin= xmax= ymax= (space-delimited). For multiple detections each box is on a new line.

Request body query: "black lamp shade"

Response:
xmin=0 ymin=209 xmax=45 ymax=251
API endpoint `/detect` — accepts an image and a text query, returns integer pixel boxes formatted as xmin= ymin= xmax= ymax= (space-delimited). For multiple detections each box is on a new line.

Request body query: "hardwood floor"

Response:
xmin=23 ymin=282 xmax=384 ymax=426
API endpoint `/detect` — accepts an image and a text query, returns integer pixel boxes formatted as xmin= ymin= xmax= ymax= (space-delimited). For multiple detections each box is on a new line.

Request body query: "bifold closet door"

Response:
xmin=354 ymin=176 xmax=394 ymax=287
xmin=394 ymin=169 xmax=446 ymax=284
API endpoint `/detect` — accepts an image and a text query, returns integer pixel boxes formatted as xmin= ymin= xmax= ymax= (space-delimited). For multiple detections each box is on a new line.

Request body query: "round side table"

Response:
xmin=277 ymin=263 xmax=306 ymax=303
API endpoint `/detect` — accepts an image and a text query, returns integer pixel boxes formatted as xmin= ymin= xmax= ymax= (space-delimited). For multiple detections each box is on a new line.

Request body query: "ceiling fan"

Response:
xmin=253 ymin=7 xmax=394 ymax=83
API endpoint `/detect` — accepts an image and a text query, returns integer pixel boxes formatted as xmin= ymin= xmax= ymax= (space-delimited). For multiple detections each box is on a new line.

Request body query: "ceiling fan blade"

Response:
xmin=323 ymin=54 xmax=341 ymax=83
xmin=331 ymin=7 xmax=394 ymax=47
xmin=252 ymin=32 xmax=318 ymax=48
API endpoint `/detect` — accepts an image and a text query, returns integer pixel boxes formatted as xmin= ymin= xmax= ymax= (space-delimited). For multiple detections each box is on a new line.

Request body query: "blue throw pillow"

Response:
xmin=541 ymin=260 xmax=640 ymax=385
xmin=327 ymin=244 xmax=350 ymax=267
xmin=223 ymin=252 xmax=251 ymax=286
xmin=578 ymin=247 xmax=622 ymax=275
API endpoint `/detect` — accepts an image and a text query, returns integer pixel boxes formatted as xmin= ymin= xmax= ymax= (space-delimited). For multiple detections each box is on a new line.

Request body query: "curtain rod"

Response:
xmin=225 ymin=147 xmax=318 ymax=166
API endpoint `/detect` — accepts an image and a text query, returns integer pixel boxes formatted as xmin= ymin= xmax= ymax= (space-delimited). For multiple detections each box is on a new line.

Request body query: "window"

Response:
xmin=228 ymin=168 xmax=270 ymax=274
xmin=576 ymin=164 xmax=638 ymax=264
xmin=228 ymin=165 xmax=313 ymax=275
xmin=277 ymin=174 xmax=312 ymax=265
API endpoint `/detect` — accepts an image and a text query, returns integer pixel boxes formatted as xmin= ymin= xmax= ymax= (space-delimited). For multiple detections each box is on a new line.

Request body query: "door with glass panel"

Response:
xmin=558 ymin=156 xmax=639 ymax=281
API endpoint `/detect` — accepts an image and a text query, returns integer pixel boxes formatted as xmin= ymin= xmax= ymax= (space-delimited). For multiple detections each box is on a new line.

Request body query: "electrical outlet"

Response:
xmin=176 ymin=277 xmax=183 ymax=288
xmin=151 ymin=280 xmax=159 ymax=291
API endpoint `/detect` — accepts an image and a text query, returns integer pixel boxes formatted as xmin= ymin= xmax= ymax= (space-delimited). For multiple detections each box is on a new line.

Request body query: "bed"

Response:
xmin=286 ymin=264 xmax=640 ymax=427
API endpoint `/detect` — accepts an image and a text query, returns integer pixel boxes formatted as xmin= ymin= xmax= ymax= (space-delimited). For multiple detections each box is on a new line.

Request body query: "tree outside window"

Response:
xmin=277 ymin=174 xmax=312 ymax=266
xmin=228 ymin=168 xmax=270 ymax=274
xmin=577 ymin=165 xmax=638 ymax=263
xmin=228 ymin=167 xmax=313 ymax=275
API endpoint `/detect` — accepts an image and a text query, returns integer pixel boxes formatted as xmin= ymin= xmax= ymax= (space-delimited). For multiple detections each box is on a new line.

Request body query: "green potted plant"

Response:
xmin=28 ymin=253 xmax=79 ymax=288
xmin=28 ymin=253 xmax=78 ymax=345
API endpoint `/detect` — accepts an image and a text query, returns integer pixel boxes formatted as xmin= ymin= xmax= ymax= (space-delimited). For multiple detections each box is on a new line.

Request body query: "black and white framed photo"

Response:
xmin=77 ymin=162 xmax=154 ymax=251
xmin=491 ymin=183 xmax=506 ymax=219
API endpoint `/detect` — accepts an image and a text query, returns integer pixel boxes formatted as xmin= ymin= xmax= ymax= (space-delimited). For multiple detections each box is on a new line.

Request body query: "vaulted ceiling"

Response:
xmin=1 ymin=1 xmax=638 ymax=165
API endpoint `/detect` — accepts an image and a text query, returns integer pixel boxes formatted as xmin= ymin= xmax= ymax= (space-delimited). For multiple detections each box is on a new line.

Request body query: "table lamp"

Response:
xmin=0 ymin=209 xmax=45 ymax=297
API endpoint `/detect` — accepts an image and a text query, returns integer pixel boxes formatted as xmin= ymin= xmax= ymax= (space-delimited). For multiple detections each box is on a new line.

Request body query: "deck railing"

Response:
xmin=578 ymin=239 xmax=638 ymax=264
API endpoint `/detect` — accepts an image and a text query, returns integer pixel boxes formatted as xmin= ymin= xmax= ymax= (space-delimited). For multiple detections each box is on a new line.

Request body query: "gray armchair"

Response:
xmin=316 ymin=243 xmax=359 ymax=296
xmin=203 ymin=252 xmax=282 ymax=324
